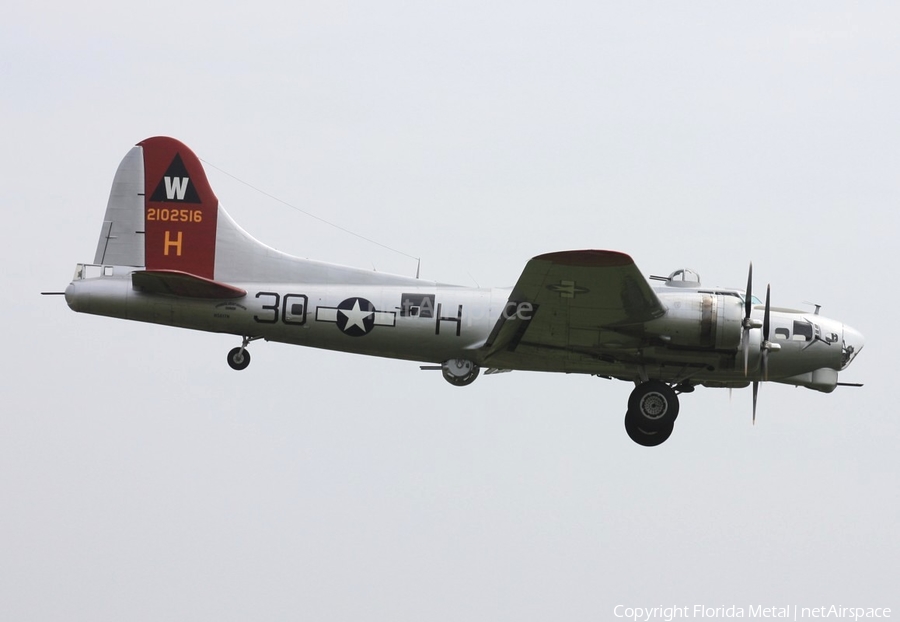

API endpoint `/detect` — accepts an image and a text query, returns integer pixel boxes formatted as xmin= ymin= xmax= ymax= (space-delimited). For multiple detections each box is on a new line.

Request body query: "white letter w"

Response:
xmin=164 ymin=176 xmax=189 ymax=200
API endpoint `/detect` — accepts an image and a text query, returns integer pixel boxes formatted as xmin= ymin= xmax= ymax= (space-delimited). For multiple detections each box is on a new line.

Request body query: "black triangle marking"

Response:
xmin=149 ymin=154 xmax=201 ymax=203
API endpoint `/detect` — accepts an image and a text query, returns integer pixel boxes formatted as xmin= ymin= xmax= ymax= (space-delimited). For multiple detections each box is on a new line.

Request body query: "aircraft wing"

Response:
xmin=483 ymin=250 xmax=665 ymax=357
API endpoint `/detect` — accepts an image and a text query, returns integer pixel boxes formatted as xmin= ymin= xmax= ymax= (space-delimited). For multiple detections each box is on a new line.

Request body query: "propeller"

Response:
xmin=752 ymin=285 xmax=771 ymax=424
xmin=742 ymin=263 xmax=762 ymax=376
xmin=742 ymin=264 xmax=780 ymax=425
xmin=752 ymin=381 xmax=759 ymax=424
xmin=761 ymin=284 xmax=772 ymax=381
xmin=752 ymin=283 xmax=782 ymax=424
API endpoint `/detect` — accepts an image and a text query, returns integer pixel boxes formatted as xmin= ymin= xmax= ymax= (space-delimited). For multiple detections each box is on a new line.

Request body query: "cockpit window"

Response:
xmin=774 ymin=327 xmax=790 ymax=340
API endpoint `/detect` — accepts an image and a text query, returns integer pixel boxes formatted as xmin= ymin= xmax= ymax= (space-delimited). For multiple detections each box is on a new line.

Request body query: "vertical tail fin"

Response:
xmin=95 ymin=136 xmax=220 ymax=279
xmin=94 ymin=137 xmax=424 ymax=286
xmin=94 ymin=145 xmax=145 ymax=267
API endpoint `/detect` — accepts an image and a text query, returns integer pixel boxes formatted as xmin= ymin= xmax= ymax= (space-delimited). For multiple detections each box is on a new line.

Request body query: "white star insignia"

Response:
xmin=339 ymin=299 xmax=373 ymax=333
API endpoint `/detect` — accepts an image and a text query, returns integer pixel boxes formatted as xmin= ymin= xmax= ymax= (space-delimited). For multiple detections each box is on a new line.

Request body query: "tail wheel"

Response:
xmin=627 ymin=380 xmax=679 ymax=431
xmin=227 ymin=346 xmax=251 ymax=371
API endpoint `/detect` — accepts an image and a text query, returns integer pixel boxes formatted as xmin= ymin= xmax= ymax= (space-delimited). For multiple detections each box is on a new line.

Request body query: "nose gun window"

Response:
xmin=842 ymin=344 xmax=858 ymax=368
xmin=792 ymin=321 xmax=813 ymax=342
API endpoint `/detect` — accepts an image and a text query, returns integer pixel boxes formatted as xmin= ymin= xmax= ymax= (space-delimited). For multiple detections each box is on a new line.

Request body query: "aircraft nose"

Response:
xmin=841 ymin=324 xmax=865 ymax=369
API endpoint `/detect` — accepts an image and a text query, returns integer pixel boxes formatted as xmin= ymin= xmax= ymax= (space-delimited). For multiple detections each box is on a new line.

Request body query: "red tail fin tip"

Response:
xmin=139 ymin=137 xmax=219 ymax=279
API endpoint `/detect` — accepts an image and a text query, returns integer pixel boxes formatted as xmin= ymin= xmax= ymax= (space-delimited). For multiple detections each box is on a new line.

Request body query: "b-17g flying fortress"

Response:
xmin=57 ymin=137 xmax=864 ymax=446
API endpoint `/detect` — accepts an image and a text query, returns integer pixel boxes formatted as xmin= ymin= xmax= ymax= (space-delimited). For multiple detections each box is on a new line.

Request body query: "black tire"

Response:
xmin=227 ymin=347 xmax=251 ymax=371
xmin=441 ymin=362 xmax=480 ymax=387
xmin=624 ymin=410 xmax=674 ymax=447
xmin=627 ymin=380 xmax=679 ymax=431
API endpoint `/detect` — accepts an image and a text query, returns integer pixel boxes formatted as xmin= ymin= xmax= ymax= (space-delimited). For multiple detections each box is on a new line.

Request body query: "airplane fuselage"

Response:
xmin=65 ymin=264 xmax=854 ymax=392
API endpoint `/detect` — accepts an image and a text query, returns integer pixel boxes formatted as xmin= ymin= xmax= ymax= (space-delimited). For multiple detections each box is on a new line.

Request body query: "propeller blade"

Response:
xmin=743 ymin=331 xmax=750 ymax=376
xmin=743 ymin=262 xmax=753 ymax=376
xmin=752 ymin=380 xmax=759 ymax=425
xmin=762 ymin=284 xmax=772 ymax=381
xmin=745 ymin=262 xmax=753 ymax=320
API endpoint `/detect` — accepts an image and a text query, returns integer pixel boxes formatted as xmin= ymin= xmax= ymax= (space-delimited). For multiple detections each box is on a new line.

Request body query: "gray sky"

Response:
xmin=2 ymin=2 xmax=897 ymax=620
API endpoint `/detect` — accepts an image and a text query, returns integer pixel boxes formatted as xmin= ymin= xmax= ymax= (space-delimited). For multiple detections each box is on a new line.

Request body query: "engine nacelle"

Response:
xmin=646 ymin=292 xmax=744 ymax=350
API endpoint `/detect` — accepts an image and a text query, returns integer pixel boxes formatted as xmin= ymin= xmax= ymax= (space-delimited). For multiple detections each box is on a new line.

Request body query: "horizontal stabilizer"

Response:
xmin=132 ymin=270 xmax=246 ymax=299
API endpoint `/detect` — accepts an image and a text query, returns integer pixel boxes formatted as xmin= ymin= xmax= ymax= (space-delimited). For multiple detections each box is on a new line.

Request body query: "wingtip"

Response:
xmin=533 ymin=250 xmax=634 ymax=267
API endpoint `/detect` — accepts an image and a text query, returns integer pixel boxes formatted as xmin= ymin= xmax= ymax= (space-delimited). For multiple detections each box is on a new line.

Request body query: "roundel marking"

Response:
xmin=336 ymin=297 xmax=377 ymax=337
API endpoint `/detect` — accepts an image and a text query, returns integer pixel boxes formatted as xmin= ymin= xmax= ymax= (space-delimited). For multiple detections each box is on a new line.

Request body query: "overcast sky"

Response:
xmin=2 ymin=2 xmax=897 ymax=620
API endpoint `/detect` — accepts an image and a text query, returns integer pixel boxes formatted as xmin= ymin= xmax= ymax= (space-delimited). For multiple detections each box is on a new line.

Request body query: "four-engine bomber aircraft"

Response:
xmin=60 ymin=137 xmax=865 ymax=446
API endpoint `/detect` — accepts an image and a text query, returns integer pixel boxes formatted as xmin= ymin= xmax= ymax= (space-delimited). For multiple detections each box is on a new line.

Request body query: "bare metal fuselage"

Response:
xmin=66 ymin=265 xmax=851 ymax=392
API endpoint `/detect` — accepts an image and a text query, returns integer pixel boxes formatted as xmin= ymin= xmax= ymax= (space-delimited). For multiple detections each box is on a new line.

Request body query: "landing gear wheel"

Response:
xmin=441 ymin=359 xmax=480 ymax=387
xmin=627 ymin=380 xmax=679 ymax=431
xmin=227 ymin=347 xmax=251 ymax=371
xmin=624 ymin=411 xmax=674 ymax=447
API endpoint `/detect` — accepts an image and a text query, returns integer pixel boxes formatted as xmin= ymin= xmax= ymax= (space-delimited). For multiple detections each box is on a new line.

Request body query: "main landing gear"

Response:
xmin=226 ymin=336 xmax=261 ymax=371
xmin=624 ymin=380 xmax=681 ymax=447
